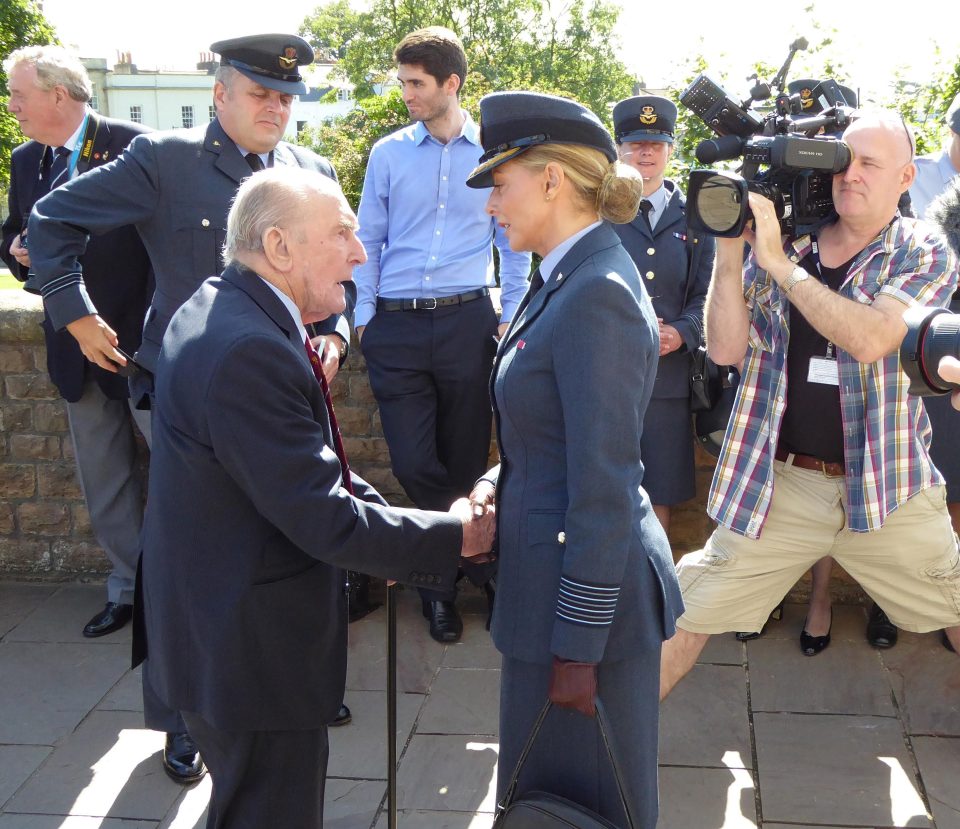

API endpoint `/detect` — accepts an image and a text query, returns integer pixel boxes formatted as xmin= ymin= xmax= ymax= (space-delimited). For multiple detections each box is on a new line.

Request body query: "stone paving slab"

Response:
xmin=911 ymin=736 xmax=960 ymax=829
xmin=753 ymin=712 xmax=932 ymax=827
xmin=0 ymin=745 xmax=51 ymax=809
xmin=5 ymin=584 xmax=127 ymax=646
xmin=0 ymin=817 xmax=156 ymax=828
xmin=882 ymin=631 xmax=960 ymax=736
xmin=156 ymin=778 xmax=210 ymax=829
xmin=658 ymin=765 xmax=757 ymax=828
xmin=395 ymin=735 xmax=497 ymax=813
xmin=417 ymin=668 xmax=500 ymax=737
xmin=660 ymin=663 xmax=752 ymax=769
xmin=698 ymin=632 xmax=745 ymax=665
xmin=375 ymin=811 xmax=494 ymax=828
xmin=748 ymin=636 xmax=895 ymax=716
xmin=97 ymin=667 xmax=145 ymax=713
xmin=6 ymin=710 xmax=181 ymax=820
xmin=328 ymin=689 xmax=425 ymax=780
xmin=0 ymin=583 xmax=56 ymax=639
xmin=755 ymin=602 xmax=869 ymax=642
xmin=0 ymin=641 xmax=130 ymax=744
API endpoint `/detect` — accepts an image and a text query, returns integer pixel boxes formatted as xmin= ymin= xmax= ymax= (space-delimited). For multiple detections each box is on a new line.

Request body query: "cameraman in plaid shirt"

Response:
xmin=660 ymin=112 xmax=960 ymax=699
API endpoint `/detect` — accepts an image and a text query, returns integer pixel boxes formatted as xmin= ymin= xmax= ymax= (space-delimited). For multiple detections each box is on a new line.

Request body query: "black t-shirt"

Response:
xmin=778 ymin=249 xmax=855 ymax=464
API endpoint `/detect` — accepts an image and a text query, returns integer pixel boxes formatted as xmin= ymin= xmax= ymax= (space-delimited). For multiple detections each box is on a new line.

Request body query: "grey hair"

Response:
xmin=214 ymin=64 xmax=239 ymax=89
xmin=223 ymin=167 xmax=341 ymax=265
xmin=3 ymin=46 xmax=92 ymax=103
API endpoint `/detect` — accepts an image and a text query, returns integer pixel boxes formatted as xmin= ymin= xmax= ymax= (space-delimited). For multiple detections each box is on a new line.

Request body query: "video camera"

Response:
xmin=680 ymin=38 xmax=857 ymax=238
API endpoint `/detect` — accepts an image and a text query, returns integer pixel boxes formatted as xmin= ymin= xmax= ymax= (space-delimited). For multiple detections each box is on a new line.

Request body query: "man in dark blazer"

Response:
xmin=1 ymin=46 xmax=151 ymax=638
xmin=612 ymin=95 xmax=715 ymax=533
xmin=145 ymin=166 xmax=494 ymax=828
xmin=24 ymin=33 xmax=352 ymax=782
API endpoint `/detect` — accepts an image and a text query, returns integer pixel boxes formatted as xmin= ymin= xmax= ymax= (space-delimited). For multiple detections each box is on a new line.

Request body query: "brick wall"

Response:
xmin=0 ymin=293 xmax=863 ymax=601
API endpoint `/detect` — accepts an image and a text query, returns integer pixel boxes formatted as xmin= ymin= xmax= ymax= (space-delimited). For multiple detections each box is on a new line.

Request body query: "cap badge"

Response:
xmin=640 ymin=105 xmax=657 ymax=125
xmin=799 ymin=88 xmax=814 ymax=109
xmin=278 ymin=47 xmax=299 ymax=70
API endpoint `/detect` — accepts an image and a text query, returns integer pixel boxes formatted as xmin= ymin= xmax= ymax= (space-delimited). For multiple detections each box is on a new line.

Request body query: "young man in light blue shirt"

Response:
xmin=354 ymin=26 xmax=530 ymax=642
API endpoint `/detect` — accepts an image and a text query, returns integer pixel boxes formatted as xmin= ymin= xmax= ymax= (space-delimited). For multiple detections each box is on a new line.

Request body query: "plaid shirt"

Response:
xmin=708 ymin=216 xmax=958 ymax=538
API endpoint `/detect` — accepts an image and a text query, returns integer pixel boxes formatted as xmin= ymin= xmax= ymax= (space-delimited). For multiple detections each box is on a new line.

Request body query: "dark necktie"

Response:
xmin=41 ymin=145 xmax=71 ymax=194
xmin=244 ymin=152 xmax=265 ymax=173
xmin=528 ymin=267 xmax=545 ymax=297
xmin=304 ymin=336 xmax=354 ymax=495
xmin=639 ymin=199 xmax=654 ymax=232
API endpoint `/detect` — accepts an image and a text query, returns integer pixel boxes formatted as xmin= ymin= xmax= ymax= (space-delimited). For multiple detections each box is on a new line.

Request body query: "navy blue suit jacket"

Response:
xmin=1 ymin=114 xmax=152 ymax=401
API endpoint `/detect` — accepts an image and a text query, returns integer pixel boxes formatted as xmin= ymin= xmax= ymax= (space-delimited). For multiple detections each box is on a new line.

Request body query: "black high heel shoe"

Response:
xmin=735 ymin=601 xmax=785 ymax=642
xmin=800 ymin=611 xmax=832 ymax=656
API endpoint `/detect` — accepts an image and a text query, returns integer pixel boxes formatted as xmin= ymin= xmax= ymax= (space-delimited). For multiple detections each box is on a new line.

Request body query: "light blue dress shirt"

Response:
xmin=642 ymin=183 xmax=668 ymax=230
xmin=910 ymin=150 xmax=958 ymax=220
xmin=354 ymin=113 xmax=531 ymax=328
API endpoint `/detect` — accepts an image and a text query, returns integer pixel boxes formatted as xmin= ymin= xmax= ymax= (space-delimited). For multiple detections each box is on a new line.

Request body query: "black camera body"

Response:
xmin=680 ymin=66 xmax=855 ymax=238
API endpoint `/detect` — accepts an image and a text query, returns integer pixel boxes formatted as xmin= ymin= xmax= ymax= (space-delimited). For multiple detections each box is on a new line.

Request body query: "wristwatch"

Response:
xmin=781 ymin=265 xmax=811 ymax=295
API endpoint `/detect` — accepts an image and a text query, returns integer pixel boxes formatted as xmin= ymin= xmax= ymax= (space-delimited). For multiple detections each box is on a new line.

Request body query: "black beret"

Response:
xmin=467 ymin=91 xmax=616 ymax=189
xmin=210 ymin=34 xmax=313 ymax=95
xmin=612 ymin=95 xmax=677 ymax=144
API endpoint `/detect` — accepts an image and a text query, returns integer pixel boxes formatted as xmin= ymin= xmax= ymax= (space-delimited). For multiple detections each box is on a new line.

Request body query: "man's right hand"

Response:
xmin=451 ymin=497 xmax=496 ymax=558
xmin=66 ymin=314 xmax=125 ymax=373
xmin=9 ymin=234 xmax=31 ymax=268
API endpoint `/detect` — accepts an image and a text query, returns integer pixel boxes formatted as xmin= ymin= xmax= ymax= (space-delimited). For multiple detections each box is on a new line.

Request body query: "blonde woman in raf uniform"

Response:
xmin=467 ymin=91 xmax=685 ymax=827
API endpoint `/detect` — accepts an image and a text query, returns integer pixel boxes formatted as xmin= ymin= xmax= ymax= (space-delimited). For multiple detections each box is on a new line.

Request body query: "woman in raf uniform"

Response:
xmin=611 ymin=95 xmax=715 ymax=535
xmin=465 ymin=91 xmax=684 ymax=827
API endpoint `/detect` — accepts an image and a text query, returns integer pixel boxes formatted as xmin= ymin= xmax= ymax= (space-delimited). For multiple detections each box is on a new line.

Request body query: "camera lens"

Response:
xmin=901 ymin=307 xmax=960 ymax=395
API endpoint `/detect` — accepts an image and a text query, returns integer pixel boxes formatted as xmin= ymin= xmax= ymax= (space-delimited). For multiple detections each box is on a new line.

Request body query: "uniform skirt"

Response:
xmin=640 ymin=397 xmax=696 ymax=505
xmin=497 ymin=650 xmax=662 ymax=828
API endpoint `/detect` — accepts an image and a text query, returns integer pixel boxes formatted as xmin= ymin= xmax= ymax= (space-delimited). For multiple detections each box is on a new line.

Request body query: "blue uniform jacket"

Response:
xmin=485 ymin=223 xmax=684 ymax=665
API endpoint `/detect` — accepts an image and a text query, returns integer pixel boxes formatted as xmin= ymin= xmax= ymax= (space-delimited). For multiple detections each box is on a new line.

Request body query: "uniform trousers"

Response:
xmin=182 ymin=711 xmax=328 ymax=829
xmin=67 ymin=379 xmax=150 ymax=605
xmin=362 ymin=296 xmax=498 ymax=602
xmin=498 ymin=650 xmax=662 ymax=829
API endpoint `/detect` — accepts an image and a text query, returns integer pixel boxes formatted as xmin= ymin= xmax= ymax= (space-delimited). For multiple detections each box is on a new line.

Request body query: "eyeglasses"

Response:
xmin=899 ymin=114 xmax=915 ymax=161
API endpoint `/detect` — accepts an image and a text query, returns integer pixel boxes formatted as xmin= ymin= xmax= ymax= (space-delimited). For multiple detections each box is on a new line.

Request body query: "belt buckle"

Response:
xmin=414 ymin=297 xmax=437 ymax=310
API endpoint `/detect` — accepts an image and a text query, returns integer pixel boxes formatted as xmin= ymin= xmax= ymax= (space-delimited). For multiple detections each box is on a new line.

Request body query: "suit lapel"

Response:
xmin=205 ymin=119 xmax=256 ymax=184
xmin=655 ymin=184 xmax=685 ymax=235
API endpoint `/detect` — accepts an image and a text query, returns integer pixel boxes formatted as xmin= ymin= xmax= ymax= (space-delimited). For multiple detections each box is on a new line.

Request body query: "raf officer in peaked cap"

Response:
xmin=26 ymin=32 xmax=353 ymax=784
xmin=611 ymin=95 xmax=715 ymax=535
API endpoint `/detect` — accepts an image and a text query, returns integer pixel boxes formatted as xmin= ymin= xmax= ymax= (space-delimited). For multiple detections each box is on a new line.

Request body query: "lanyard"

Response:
xmin=808 ymin=236 xmax=836 ymax=360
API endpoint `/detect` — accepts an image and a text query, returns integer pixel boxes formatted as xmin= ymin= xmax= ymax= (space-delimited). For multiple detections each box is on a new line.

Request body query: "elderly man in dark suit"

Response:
xmin=143 ymin=166 xmax=495 ymax=828
xmin=25 ymin=33 xmax=350 ymax=783
xmin=1 ymin=46 xmax=151 ymax=638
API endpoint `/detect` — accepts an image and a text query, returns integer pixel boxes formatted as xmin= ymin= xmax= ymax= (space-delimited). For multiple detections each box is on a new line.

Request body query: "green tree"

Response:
xmin=298 ymin=0 xmax=634 ymax=209
xmin=886 ymin=52 xmax=960 ymax=157
xmin=0 ymin=0 xmax=57 ymax=188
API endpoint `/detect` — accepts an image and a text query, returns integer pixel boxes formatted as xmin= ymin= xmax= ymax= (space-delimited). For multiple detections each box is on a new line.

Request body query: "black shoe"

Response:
xmin=866 ymin=603 xmax=898 ymax=649
xmin=800 ymin=611 xmax=832 ymax=656
xmin=331 ymin=704 xmax=352 ymax=727
xmin=82 ymin=602 xmax=133 ymax=638
xmin=162 ymin=731 xmax=205 ymax=784
xmin=422 ymin=599 xmax=463 ymax=643
xmin=942 ymin=629 xmax=957 ymax=653
xmin=735 ymin=601 xmax=784 ymax=642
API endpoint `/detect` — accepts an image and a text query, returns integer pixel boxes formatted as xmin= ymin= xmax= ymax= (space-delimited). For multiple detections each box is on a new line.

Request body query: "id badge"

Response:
xmin=808 ymin=357 xmax=839 ymax=386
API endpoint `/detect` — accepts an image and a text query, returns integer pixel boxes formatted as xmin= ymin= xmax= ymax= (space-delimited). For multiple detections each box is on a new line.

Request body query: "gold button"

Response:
xmin=646 ymin=271 xmax=655 ymax=280
xmin=647 ymin=247 xmax=655 ymax=255
xmin=201 ymin=219 xmax=210 ymax=227
xmin=557 ymin=531 xmax=566 ymax=544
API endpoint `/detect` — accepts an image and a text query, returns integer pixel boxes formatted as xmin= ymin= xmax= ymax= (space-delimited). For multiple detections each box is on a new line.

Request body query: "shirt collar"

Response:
xmin=413 ymin=110 xmax=479 ymax=146
xmin=645 ymin=183 xmax=668 ymax=214
xmin=59 ymin=111 xmax=89 ymax=153
xmin=257 ymin=277 xmax=308 ymax=344
xmin=235 ymin=144 xmax=271 ymax=168
xmin=539 ymin=220 xmax=603 ymax=281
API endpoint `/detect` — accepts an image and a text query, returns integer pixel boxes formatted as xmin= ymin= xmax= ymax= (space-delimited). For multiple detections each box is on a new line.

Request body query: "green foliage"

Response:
xmin=0 ymin=0 xmax=57 ymax=188
xmin=885 ymin=52 xmax=960 ymax=157
xmin=299 ymin=0 xmax=634 ymax=117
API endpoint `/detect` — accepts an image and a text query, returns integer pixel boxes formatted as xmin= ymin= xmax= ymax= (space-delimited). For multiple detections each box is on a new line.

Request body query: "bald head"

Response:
xmin=844 ymin=111 xmax=915 ymax=165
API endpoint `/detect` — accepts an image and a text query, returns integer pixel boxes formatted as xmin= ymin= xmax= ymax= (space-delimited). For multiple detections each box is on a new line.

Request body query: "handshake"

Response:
xmin=451 ymin=479 xmax=497 ymax=560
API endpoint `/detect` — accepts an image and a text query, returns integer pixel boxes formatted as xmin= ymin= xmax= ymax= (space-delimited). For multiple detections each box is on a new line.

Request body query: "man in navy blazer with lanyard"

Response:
xmin=2 ymin=48 xmax=152 ymax=648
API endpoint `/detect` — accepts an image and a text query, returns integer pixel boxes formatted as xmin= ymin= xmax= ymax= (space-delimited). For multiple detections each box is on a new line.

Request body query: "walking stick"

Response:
xmin=386 ymin=582 xmax=398 ymax=829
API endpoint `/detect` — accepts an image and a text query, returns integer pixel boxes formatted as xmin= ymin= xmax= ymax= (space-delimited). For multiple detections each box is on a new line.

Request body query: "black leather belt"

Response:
xmin=775 ymin=446 xmax=844 ymax=478
xmin=376 ymin=287 xmax=489 ymax=312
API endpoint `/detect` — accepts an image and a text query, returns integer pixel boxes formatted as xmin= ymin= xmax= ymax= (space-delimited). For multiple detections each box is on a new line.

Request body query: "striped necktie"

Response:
xmin=42 ymin=145 xmax=72 ymax=193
